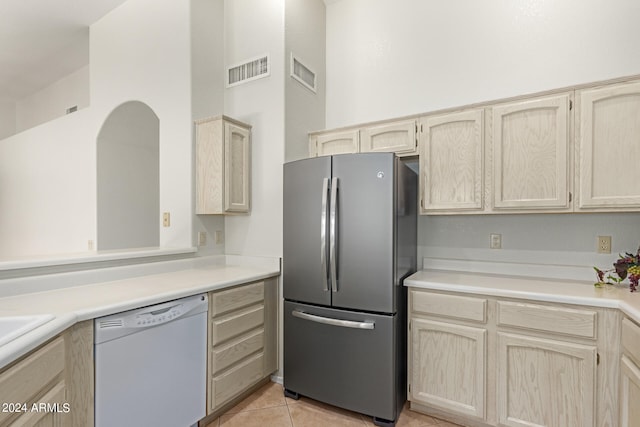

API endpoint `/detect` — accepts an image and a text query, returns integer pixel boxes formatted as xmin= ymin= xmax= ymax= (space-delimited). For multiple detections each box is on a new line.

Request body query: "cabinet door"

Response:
xmin=196 ymin=118 xmax=224 ymax=214
xmin=420 ymin=110 xmax=484 ymax=212
xmin=577 ymin=80 xmax=640 ymax=210
xmin=15 ymin=381 xmax=67 ymax=427
xmin=410 ymin=318 xmax=486 ymax=419
xmin=224 ymin=122 xmax=251 ymax=213
xmin=360 ymin=120 xmax=417 ymax=155
xmin=314 ymin=130 xmax=359 ymax=156
xmin=497 ymin=332 xmax=596 ymax=427
xmin=491 ymin=94 xmax=572 ymax=210
xmin=620 ymin=355 xmax=640 ymax=427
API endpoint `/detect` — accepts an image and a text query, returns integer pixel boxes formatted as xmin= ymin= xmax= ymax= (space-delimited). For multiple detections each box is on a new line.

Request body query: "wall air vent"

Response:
xmin=290 ymin=53 xmax=316 ymax=93
xmin=227 ymin=54 xmax=270 ymax=87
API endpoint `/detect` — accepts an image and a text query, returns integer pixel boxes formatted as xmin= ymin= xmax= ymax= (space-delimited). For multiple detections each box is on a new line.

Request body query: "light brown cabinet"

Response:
xmin=409 ymin=291 xmax=487 ymax=421
xmin=196 ymin=116 xmax=251 ymax=214
xmin=0 ymin=321 xmax=93 ymax=427
xmin=0 ymin=337 xmax=67 ymax=427
xmin=576 ymin=80 xmax=640 ymax=211
xmin=309 ymin=118 xmax=417 ymax=158
xmin=495 ymin=301 xmax=598 ymax=427
xmin=419 ymin=94 xmax=573 ymax=215
xmin=489 ymin=94 xmax=573 ymax=211
xmin=408 ymin=287 xmax=619 ymax=427
xmin=207 ymin=278 xmax=278 ymax=415
xmin=360 ymin=119 xmax=417 ymax=155
xmin=308 ymin=75 xmax=640 ymax=214
xmin=419 ymin=109 xmax=484 ymax=212
xmin=620 ymin=318 xmax=640 ymax=427
xmin=309 ymin=129 xmax=359 ymax=157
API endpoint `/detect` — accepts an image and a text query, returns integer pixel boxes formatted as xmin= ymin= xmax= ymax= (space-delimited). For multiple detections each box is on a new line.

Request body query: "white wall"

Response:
xmin=15 ymin=65 xmax=90 ymax=133
xmin=91 ymin=0 xmax=193 ymax=250
xmin=223 ymin=0 xmax=285 ymax=257
xmin=326 ymin=0 xmax=640 ymax=127
xmin=285 ymin=0 xmax=326 ymax=162
xmin=191 ymin=0 xmax=226 ymax=256
xmin=326 ymin=0 xmax=640 ymax=274
xmin=0 ymin=109 xmax=96 ymax=257
xmin=0 ymin=98 xmax=16 ymax=140
xmin=0 ymin=0 xmax=194 ymax=258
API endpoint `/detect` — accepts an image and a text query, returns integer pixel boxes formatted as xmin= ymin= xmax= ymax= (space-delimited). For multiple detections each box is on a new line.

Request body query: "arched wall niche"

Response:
xmin=96 ymin=101 xmax=160 ymax=250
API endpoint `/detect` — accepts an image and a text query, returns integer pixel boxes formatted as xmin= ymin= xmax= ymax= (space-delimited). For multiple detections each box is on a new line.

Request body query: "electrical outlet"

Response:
xmin=163 ymin=212 xmax=170 ymax=227
xmin=597 ymin=236 xmax=611 ymax=254
xmin=215 ymin=230 xmax=224 ymax=244
xmin=490 ymin=233 xmax=502 ymax=249
xmin=198 ymin=231 xmax=207 ymax=246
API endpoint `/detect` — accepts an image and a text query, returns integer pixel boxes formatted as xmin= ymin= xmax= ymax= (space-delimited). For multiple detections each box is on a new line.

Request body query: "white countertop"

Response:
xmin=0 ymin=258 xmax=280 ymax=369
xmin=406 ymin=269 xmax=640 ymax=324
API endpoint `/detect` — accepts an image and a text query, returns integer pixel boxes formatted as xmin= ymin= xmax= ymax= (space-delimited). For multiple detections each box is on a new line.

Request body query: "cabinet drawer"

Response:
xmin=210 ymin=351 xmax=264 ymax=410
xmin=411 ymin=290 xmax=487 ymax=323
xmin=210 ymin=281 xmax=264 ymax=317
xmin=211 ymin=304 xmax=264 ymax=345
xmin=0 ymin=337 xmax=65 ymax=425
xmin=497 ymin=301 xmax=597 ymax=339
xmin=622 ymin=318 xmax=640 ymax=366
xmin=212 ymin=328 xmax=264 ymax=375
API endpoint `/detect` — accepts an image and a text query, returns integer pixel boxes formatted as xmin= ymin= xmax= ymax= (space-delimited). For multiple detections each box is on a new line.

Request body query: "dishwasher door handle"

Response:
xmin=292 ymin=310 xmax=375 ymax=330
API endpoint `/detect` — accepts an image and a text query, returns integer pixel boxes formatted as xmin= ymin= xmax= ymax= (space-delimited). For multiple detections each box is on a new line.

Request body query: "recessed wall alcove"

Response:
xmin=96 ymin=101 xmax=160 ymax=250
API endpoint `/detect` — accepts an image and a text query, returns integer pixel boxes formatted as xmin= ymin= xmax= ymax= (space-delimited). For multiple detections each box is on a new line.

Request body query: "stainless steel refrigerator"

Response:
xmin=283 ymin=152 xmax=417 ymax=427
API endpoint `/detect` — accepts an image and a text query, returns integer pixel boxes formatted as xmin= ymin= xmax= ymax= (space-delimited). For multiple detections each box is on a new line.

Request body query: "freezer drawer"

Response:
xmin=283 ymin=301 xmax=403 ymax=422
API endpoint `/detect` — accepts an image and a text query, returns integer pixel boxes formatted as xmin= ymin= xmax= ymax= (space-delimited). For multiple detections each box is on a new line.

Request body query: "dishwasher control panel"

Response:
xmin=94 ymin=294 xmax=208 ymax=344
xmin=136 ymin=306 xmax=183 ymax=326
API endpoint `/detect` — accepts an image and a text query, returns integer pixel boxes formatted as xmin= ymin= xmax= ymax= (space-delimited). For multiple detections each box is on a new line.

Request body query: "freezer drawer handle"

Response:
xmin=292 ymin=310 xmax=375 ymax=330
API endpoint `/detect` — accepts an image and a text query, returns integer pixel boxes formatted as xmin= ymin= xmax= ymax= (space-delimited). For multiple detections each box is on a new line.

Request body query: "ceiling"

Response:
xmin=0 ymin=0 xmax=128 ymax=101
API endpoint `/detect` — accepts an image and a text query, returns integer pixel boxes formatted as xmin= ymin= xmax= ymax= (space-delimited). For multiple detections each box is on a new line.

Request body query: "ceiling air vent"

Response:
xmin=227 ymin=54 xmax=270 ymax=87
xmin=290 ymin=53 xmax=316 ymax=93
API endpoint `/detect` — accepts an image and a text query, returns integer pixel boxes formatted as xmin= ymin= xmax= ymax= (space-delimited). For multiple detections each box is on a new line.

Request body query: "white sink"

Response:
xmin=0 ymin=314 xmax=55 ymax=347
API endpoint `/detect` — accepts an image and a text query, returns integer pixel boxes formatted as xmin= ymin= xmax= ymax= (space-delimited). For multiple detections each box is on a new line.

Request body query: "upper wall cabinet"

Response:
xmin=419 ymin=109 xmax=484 ymax=213
xmin=489 ymin=94 xmax=573 ymax=211
xmin=576 ymin=80 xmax=640 ymax=211
xmin=309 ymin=129 xmax=359 ymax=157
xmin=309 ymin=118 xmax=418 ymax=158
xmin=196 ymin=116 xmax=251 ymax=215
xmin=360 ymin=119 xmax=417 ymax=155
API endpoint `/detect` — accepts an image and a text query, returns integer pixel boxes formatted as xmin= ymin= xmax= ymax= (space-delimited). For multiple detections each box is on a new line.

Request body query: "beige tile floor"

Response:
xmin=205 ymin=381 xmax=463 ymax=427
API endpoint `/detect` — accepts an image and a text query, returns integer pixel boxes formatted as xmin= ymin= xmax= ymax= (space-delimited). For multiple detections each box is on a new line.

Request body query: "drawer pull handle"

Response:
xmin=292 ymin=310 xmax=375 ymax=330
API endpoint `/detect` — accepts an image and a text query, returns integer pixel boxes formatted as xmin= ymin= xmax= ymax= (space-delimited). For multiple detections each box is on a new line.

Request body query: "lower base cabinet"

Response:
xmin=408 ymin=287 xmax=618 ymax=427
xmin=410 ymin=318 xmax=486 ymax=420
xmin=497 ymin=333 xmax=596 ymax=427
xmin=0 ymin=321 xmax=93 ymax=427
xmin=620 ymin=318 xmax=640 ymax=427
xmin=0 ymin=337 xmax=67 ymax=427
xmin=620 ymin=356 xmax=640 ymax=427
xmin=206 ymin=278 xmax=278 ymax=415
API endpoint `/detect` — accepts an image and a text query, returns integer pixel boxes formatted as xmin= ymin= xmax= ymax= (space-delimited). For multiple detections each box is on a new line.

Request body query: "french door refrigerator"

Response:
xmin=283 ymin=152 xmax=417 ymax=427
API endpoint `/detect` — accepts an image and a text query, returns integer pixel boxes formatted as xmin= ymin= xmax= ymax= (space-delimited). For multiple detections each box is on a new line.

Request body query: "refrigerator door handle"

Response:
xmin=320 ymin=177 xmax=330 ymax=292
xmin=329 ymin=177 xmax=339 ymax=292
xmin=291 ymin=310 xmax=375 ymax=330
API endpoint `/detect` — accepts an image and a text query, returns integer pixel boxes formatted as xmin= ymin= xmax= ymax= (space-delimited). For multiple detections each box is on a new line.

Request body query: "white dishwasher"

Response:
xmin=94 ymin=294 xmax=208 ymax=427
